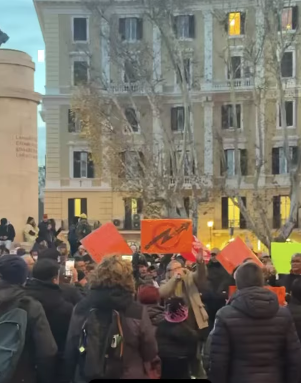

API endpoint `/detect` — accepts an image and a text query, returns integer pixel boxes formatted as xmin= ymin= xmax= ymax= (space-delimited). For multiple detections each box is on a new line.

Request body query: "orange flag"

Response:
xmin=141 ymin=219 xmax=192 ymax=254
xmin=216 ymin=237 xmax=263 ymax=275
xmin=81 ymin=222 xmax=132 ymax=263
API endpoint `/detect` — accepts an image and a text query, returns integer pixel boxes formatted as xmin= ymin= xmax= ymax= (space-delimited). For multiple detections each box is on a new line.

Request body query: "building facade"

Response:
xmin=35 ymin=0 xmax=301 ymax=249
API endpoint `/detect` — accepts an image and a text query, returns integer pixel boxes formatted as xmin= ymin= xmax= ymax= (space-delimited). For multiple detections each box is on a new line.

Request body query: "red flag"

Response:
xmin=181 ymin=236 xmax=211 ymax=263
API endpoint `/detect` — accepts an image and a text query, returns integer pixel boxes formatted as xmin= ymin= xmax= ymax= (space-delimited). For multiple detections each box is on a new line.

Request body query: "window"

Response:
xmin=281 ymin=52 xmax=294 ymax=78
xmin=273 ymin=196 xmax=291 ymax=228
xmin=73 ymin=18 xmax=88 ymax=42
xmin=228 ymin=56 xmax=242 ymax=79
xmin=279 ymin=101 xmax=294 ymax=127
xmin=171 ymin=107 xmax=185 ymax=132
xmin=279 ymin=7 xmax=298 ymax=31
xmin=170 ymin=151 xmax=195 ymax=177
xmin=174 ymin=15 xmax=195 ymax=39
xmin=176 ymin=58 xmax=192 ymax=86
xmin=125 ymin=108 xmax=139 ymax=133
xmin=124 ymin=198 xmax=143 ymax=230
xmin=272 ymin=146 xmax=298 ymax=174
xmin=120 ymin=151 xmax=144 ymax=179
xmin=73 ymin=151 xmax=94 ymax=178
xmin=119 ymin=18 xmax=143 ymax=41
xmin=228 ymin=12 xmax=245 ymax=36
xmin=221 ymin=197 xmax=247 ymax=229
xmin=124 ymin=59 xmax=139 ymax=83
xmin=68 ymin=109 xmax=81 ymax=133
xmin=73 ymin=61 xmax=88 ymax=85
xmin=68 ymin=198 xmax=87 ymax=225
xmin=223 ymin=149 xmax=248 ymax=176
xmin=221 ymin=104 xmax=241 ymax=129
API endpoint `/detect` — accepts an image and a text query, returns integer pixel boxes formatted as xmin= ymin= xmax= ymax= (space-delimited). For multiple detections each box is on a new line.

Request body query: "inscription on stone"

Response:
xmin=15 ymin=135 xmax=37 ymax=159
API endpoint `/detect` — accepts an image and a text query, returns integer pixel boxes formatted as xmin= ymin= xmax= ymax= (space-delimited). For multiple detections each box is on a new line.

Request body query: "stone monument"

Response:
xmin=0 ymin=49 xmax=41 ymax=241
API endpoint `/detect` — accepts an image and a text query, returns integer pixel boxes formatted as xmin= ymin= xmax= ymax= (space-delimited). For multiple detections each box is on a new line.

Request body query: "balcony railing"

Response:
xmin=201 ymin=78 xmax=254 ymax=91
xmin=111 ymin=83 xmax=146 ymax=94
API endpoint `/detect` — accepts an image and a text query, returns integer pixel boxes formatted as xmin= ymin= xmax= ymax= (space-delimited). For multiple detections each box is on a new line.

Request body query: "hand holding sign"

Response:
xmin=182 ymin=236 xmax=211 ymax=264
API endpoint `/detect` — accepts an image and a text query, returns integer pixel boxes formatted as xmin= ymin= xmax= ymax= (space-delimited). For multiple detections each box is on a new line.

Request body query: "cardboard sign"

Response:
xmin=81 ymin=222 xmax=132 ymax=263
xmin=228 ymin=285 xmax=286 ymax=306
xmin=271 ymin=242 xmax=301 ymax=274
xmin=181 ymin=236 xmax=211 ymax=263
xmin=216 ymin=237 xmax=263 ymax=275
xmin=141 ymin=219 xmax=192 ymax=254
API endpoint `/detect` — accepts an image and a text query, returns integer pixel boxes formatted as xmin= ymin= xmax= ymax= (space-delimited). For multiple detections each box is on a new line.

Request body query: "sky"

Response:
xmin=1 ymin=0 xmax=46 ymax=165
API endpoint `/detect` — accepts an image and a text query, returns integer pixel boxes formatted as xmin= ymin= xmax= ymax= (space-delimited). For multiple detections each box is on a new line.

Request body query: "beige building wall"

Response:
xmin=0 ymin=49 xmax=40 ymax=241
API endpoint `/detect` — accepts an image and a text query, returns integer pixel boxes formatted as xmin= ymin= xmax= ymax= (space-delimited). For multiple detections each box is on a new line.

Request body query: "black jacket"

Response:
xmin=38 ymin=221 xmax=51 ymax=243
xmin=62 ymin=286 xmax=157 ymax=382
xmin=207 ymin=261 xmax=232 ymax=294
xmin=146 ymin=304 xmax=165 ymax=327
xmin=60 ymin=282 xmax=83 ymax=306
xmin=156 ymin=320 xmax=198 ymax=359
xmin=280 ymin=273 xmax=301 ymax=295
xmin=25 ymin=278 xmax=73 ymax=354
xmin=288 ymin=297 xmax=301 ymax=342
xmin=0 ymin=223 xmax=15 ymax=241
xmin=0 ymin=281 xmax=57 ymax=383
xmin=209 ymin=286 xmax=301 ymax=383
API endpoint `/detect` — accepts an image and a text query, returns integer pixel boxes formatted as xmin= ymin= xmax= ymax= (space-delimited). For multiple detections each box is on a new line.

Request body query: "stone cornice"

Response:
xmin=0 ymin=88 xmax=41 ymax=104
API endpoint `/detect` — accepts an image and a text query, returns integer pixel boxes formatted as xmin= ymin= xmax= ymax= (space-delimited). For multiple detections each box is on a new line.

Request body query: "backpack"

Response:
xmin=77 ymin=308 xmax=124 ymax=381
xmin=0 ymin=306 xmax=28 ymax=383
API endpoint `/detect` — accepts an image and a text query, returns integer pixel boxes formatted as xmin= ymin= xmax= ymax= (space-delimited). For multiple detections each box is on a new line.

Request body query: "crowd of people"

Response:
xmin=1 ymin=218 xmax=301 ymax=382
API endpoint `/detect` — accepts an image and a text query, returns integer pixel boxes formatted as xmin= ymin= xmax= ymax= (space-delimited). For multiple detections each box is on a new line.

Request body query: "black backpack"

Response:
xmin=77 ymin=308 xmax=124 ymax=381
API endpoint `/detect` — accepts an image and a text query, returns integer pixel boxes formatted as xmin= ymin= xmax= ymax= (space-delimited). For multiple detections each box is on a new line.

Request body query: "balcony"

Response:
xmin=110 ymin=83 xmax=146 ymax=94
xmin=169 ymin=176 xmax=192 ymax=187
xmin=201 ymin=78 xmax=254 ymax=92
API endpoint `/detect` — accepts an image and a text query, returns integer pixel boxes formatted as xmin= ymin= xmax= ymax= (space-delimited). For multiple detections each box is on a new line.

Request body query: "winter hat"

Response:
xmin=0 ymin=255 xmax=28 ymax=285
xmin=80 ymin=213 xmax=87 ymax=219
xmin=137 ymin=285 xmax=160 ymax=304
xmin=165 ymin=297 xmax=188 ymax=323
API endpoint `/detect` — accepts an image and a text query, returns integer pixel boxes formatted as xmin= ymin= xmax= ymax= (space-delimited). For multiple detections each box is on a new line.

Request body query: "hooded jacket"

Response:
xmin=62 ymin=286 xmax=158 ymax=382
xmin=209 ymin=286 xmax=301 ymax=383
xmin=25 ymin=278 xmax=73 ymax=354
xmin=0 ymin=218 xmax=15 ymax=241
xmin=0 ymin=281 xmax=57 ymax=383
xmin=146 ymin=304 xmax=165 ymax=327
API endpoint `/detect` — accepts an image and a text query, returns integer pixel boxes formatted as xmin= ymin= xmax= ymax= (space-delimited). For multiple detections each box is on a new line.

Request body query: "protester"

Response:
xmin=74 ymin=269 xmax=88 ymax=296
xmin=137 ymin=285 xmax=164 ymax=326
xmin=31 ymin=237 xmax=48 ymax=255
xmin=281 ymin=253 xmax=301 ymax=294
xmin=156 ymin=297 xmax=198 ymax=379
xmin=62 ymin=255 xmax=158 ymax=381
xmin=68 ymin=217 xmax=79 ymax=256
xmin=76 ymin=213 xmax=92 ymax=241
xmin=0 ymin=255 xmax=57 ymax=383
xmin=74 ymin=244 xmax=93 ymax=264
xmin=0 ymin=218 xmax=15 ymax=250
xmin=209 ymin=262 xmax=301 ymax=383
xmin=75 ymin=258 xmax=87 ymax=274
xmin=26 ymin=259 xmax=73 ymax=357
xmin=23 ymin=216 xmax=39 ymax=244
xmin=38 ymin=214 xmax=52 ymax=245
xmin=288 ymin=278 xmax=301 ymax=341
xmin=132 ymin=253 xmax=154 ymax=288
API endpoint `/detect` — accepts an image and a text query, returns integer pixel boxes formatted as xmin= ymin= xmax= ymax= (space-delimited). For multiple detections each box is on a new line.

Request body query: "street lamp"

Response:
xmin=207 ymin=221 xmax=214 ymax=248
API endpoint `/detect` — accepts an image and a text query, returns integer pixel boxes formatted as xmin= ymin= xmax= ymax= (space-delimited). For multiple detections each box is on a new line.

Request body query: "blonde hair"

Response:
xmin=89 ymin=255 xmax=135 ymax=293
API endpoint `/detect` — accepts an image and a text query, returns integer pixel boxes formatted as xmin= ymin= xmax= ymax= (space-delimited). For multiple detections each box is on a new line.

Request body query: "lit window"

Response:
xmin=228 ymin=12 xmax=241 ymax=36
xmin=280 ymin=196 xmax=290 ymax=221
xmin=281 ymin=8 xmax=293 ymax=30
xmin=228 ymin=198 xmax=240 ymax=228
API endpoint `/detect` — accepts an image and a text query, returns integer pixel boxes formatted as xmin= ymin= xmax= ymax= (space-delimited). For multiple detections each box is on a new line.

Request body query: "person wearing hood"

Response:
xmin=209 ymin=262 xmax=301 ymax=383
xmin=25 ymin=259 xmax=73 ymax=356
xmin=0 ymin=217 xmax=15 ymax=250
xmin=62 ymin=255 xmax=158 ymax=382
xmin=0 ymin=255 xmax=57 ymax=383
xmin=137 ymin=285 xmax=164 ymax=326
xmin=23 ymin=217 xmax=39 ymax=244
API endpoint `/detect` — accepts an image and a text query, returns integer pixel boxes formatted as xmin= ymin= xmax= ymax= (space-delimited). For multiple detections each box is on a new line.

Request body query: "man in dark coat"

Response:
xmin=279 ymin=253 xmax=301 ymax=295
xmin=288 ymin=277 xmax=301 ymax=341
xmin=25 ymin=259 xmax=73 ymax=355
xmin=209 ymin=262 xmax=301 ymax=383
xmin=0 ymin=255 xmax=57 ymax=383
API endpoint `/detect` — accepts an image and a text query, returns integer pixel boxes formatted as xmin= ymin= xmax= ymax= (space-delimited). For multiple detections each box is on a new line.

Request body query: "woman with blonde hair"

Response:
xmin=63 ymin=255 xmax=158 ymax=382
xmin=23 ymin=216 xmax=39 ymax=244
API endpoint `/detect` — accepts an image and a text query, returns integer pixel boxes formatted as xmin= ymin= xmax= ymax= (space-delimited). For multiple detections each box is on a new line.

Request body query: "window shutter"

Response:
xmin=171 ymin=107 xmax=177 ymax=131
xmin=137 ymin=18 xmax=143 ymax=40
xmin=81 ymin=198 xmax=88 ymax=215
xmin=137 ymin=198 xmax=143 ymax=214
xmin=240 ymin=197 xmax=247 ymax=229
xmin=272 ymin=148 xmax=280 ymax=174
xmin=273 ymin=196 xmax=281 ymax=229
xmin=286 ymin=101 xmax=293 ymax=126
xmin=240 ymin=149 xmax=248 ymax=176
xmin=172 ymin=16 xmax=177 ymax=37
xmin=221 ymin=105 xmax=228 ymax=129
xmin=221 ymin=197 xmax=229 ymax=229
xmin=293 ymin=6 xmax=299 ymax=30
xmin=236 ymin=104 xmax=241 ymax=128
xmin=189 ymin=15 xmax=195 ymax=38
xmin=292 ymin=146 xmax=298 ymax=166
xmin=138 ymin=152 xmax=144 ymax=176
xmin=183 ymin=197 xmax=190 ymax=217
xmin=68 ymin=199 xmax=75 ymax=226
xmin=119 ymin=18 xmax=126 ymax=40
xmin=73 ymin=152 xmax=81 ymax=178
xmin=224 ymin=13 xmax=229 ymax=33
xmin=87 ymin=154 xmax=94 ymax=178
xmin=240 ymin=12 xmax=246 ymax=35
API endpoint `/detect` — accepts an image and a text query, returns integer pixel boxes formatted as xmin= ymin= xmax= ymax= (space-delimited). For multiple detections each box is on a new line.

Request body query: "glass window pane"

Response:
xmin=80 ymin=152 xmax=88 ymax=177
xmin=229 ymin=13 xmax=241 ymax=36
xmin=228 ymin=198 xmax=240 ymax=227
xmin=282 ymin=8 xmax=293 ymax=30
xmin=227 ymin=149 xmax=235 ymax=176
